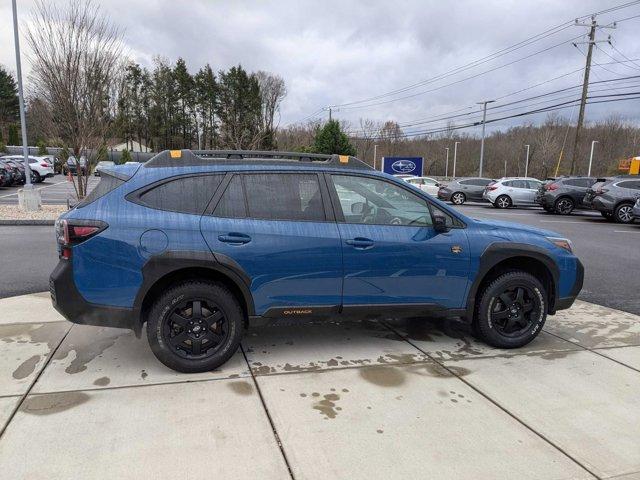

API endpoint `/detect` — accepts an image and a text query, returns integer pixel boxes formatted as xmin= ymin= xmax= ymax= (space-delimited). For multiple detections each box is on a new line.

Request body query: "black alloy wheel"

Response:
xmin=554 ymin=197 xmax=574 ymax=215
xmin=163 ymin=298 xmax=229 ymax=359
xmin=488 ymin=285 xmax=540 ymax=337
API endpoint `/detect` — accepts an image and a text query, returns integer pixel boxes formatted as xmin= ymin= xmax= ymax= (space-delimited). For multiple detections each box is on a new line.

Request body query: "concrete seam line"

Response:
xmin=544 ymin=331 xmax=640 ymax=374
xmin=0 ymin=220 xmax=55 ymax=225
xmin=0 ymin=324 xmax=74 ymax=440
xmin=240 ymin=344 xmax=296 ymax=480
xmin=380 ymin=321 xmax=603 ymax=480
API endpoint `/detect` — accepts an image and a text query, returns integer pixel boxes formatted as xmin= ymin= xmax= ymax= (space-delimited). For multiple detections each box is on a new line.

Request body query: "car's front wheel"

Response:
xmin=451 ymin=192 xmax=466 ymax=205
xmin=614 ymin=203 xmax=634 ymax=224
xmin=495 ymin=195 xmax=512 ymax=209
xmin=474 ymin=271 xmax=547 ymax=348
xmin=147 ymin=280 xmax=244 ymax=373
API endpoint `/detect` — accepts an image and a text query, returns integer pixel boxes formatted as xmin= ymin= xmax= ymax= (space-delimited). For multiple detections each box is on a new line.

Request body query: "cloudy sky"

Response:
xmin=2 ymin=0 xmax=639 ymax=136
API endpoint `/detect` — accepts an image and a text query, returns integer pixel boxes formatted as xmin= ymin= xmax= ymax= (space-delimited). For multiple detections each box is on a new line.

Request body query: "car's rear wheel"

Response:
xmin=474 ymin=271 xmax=547 ymax=348
xmin=33 ymin=171 xmax=42 ymax=183
xmin=495 ymin=195 xmax=512 ymax=209
xmin=614 ymin=203 xmax=634 ymax=223
xmin=451 ymin=192 xmax=466 ymax=205
xmin=554 ymin=197 xmax=574 ymax=215
xmin=147 ymin=280 xmax=244 ymax=373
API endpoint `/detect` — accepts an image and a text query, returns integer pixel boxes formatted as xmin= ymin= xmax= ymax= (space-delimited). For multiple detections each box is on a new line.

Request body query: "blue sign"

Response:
xmin=382 ymin=157 xmax=423 ymax=176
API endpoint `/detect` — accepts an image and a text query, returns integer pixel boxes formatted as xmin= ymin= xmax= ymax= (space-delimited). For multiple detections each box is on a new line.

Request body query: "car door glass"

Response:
xmin=526 ymin=180 xmax=541 ymax=190
xmin=332 ymin=175 xmax=432 ymax=226
xmin=214 ymin=175 xmax=247 ymax=218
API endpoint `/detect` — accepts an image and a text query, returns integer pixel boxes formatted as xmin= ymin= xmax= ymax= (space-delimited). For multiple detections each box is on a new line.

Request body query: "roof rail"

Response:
xmin=144 ymin=149 xmax=374 ymax=170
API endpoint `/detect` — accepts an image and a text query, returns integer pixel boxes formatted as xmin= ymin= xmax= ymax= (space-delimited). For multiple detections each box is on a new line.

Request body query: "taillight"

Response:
xmin=595 ymin=188 xmax=608 ymax=195
xmin=55 ymin=219 xmax=107 ymax=258
xmin=41 ymin=163 xmax=49 ymax=167
xmin=546 ymin=183 xmax=559 ymax=191
xmin=486 ymin=185 xmax=498 ymax=191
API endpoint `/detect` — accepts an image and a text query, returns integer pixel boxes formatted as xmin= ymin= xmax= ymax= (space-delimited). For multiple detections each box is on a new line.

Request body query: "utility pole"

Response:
xmin=445 ymin=147 xmax=449 ymax=178
xmin=569 ymin=16 xmax=616 ymax=174
xmin=477 ymin=100 xmax=495 ymax=177
xmin=588 ymin=140 xmax=598 ymax=177
xmin=504 ymin=158 xmax=507 ymax=177
xmin=453 ymin=141 xmax=460 ymax=179
xmin=524 ymin=144 xmax=530 ymax=178
xmin=11 ymin=0 xmax=39 ymax=211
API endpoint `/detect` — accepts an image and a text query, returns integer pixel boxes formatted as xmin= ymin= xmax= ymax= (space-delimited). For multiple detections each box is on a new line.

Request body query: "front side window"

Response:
xmin=332 ymin=174 xmax=432 ymax=226
xmin=243 ymin=173 xmax=325 ymax=221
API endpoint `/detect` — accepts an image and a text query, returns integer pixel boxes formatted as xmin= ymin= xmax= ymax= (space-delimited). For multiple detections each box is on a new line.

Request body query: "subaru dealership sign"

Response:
xmin=382 ymin=157 xmax=423 ymax=176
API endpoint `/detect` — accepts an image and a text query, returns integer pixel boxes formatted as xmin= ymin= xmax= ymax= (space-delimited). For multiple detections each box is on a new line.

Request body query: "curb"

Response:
xmin=0 ymin=219 xmax=55 ymax=226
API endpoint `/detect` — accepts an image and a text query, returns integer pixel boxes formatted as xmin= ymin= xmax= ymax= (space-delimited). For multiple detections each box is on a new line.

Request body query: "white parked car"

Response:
xmin=482 ymin=177 xmax=544 ymax=208
xmin=404 ymin=176 xmax=440 ymax=196
xmin=0 ymin=155 xmax=55 ymax=183
xmin=94 ymin=161 xmax=115 ymax=176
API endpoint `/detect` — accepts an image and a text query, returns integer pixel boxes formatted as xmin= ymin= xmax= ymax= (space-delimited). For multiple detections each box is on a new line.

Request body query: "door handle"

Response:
xmin=218 ymin=233 xmax=251 ymax=245
xmin=345 ymin=237 xmax=374 ymax=249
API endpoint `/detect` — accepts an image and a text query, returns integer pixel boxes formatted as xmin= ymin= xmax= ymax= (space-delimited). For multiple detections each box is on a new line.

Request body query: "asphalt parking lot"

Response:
xmin=0 ymin=293 xmax=638 ymax=478
xmin=0 ymin=174 xmax=99 ymax=205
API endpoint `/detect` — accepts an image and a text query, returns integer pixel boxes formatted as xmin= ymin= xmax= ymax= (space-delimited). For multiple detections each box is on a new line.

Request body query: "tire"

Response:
xmin=614 ymin=203 xmax=634 ymax=224
xmin=543 ymin=205 xmax=553 ymax=213
xmin=451 ymin=192 xmax=466 ymax=205
xmin=495 ymin=195 xmax=512 ymax=209
xmin=554 ymin=197 xmax=574 ymax=215
xmin=34 ymin=172 xmax=42 ymax=183
xmin=474 ymin=271 xmax=547 ymax=349
xmin=147 ymin=280 xmax=244 ymax=373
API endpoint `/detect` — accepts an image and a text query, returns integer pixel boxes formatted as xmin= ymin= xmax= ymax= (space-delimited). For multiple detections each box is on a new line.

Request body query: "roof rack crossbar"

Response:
xmin=191 ymin=150 xmax=331 ymax=161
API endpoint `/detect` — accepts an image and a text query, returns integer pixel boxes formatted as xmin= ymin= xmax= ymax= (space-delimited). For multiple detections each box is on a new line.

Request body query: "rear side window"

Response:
xmin=243 ymin=173 xmax=325 ymax=221
xmin=139 ymin=174 xmax=223 ymax=214
xmin=214 ymin=175 xmax=247 ymax=218
xmin=617 ymin=180 xmax=640 ymax=190
xmin=77 ymin=173 xmax=124 ymax=208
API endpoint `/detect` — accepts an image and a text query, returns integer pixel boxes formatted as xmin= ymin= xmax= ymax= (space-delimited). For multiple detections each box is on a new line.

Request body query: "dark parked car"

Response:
xmin=0 ymin=160 xmax=21 ymax=185
xmin=2 ymin=159 xmax=36 ymax=184
xmin=438 ymin=177 xmax=494 ymax=205
xmin=0 ymin=166 xmax=12 ymax=187
xmin=50 ymin=149 xmax=583 ymax=373
xmin=584 ymin=176 xmax=640 ymax=223
xmin=632 ymin=197 xmax=640 ymax=222
xmin=62 ymin=156 xmax=88 ymax=176
xmin=535 ymin=176 xmax=597 ymax=215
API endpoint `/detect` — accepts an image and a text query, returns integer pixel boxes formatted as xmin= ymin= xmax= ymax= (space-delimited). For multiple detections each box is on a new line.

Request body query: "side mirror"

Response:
xmin=433 ymin=214 xmax=448 ymax=233
xmin=351 ymin=202 xmax=366 ymax=215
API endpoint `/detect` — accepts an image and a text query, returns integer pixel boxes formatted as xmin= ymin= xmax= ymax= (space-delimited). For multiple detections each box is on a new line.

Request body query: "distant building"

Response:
xmin=107 ymin=139 xmax=150 ymax=153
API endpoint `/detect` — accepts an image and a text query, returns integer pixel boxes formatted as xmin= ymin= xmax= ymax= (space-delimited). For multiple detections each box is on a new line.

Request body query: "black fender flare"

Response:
xmin=132 ymin=250 xmax=255 ymax=335
xmin=465 ymin=242 xmax=559 ymax=320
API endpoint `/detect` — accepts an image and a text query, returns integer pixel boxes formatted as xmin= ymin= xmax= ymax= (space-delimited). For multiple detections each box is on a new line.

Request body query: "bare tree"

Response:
xmin=26 ymin=0 xmax=124 ymax=198
xmin=255 ymin=71 xmax=286 ymax=149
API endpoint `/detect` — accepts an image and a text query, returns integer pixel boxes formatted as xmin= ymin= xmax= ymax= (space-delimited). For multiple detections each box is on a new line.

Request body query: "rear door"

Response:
xmin=525 ymin=180 xmax=542 ymax=204
xmin=327 ymin=173 xmax=470 ymax=310
xmin=200 ymin=172 xmax=343 ymax=317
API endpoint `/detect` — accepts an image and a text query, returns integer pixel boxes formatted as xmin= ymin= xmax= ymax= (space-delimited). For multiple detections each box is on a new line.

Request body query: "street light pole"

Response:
xmin=445 ymin=147 xmax=449 ymax=178
xmin=477 ymin=100 xmax=495 ymax=177
xmin=524 ymin=144 xmax=530 ymax=178
xmin=588 ymin=140 xmax=598 ymax=177
xmin=453 ymin=141 xmax=460 ymax=179
xmin=373 ymin=144 xmax=378 ymax=170
xmin=11 ymin=0 xmax=32 ymax=189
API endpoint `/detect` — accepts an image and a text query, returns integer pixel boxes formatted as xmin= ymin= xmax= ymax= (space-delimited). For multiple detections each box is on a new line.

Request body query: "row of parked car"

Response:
xmin=0 ymin=155 xmax=55 ymax=186
xmin=400 ymin=174 xmax=640 ymax=224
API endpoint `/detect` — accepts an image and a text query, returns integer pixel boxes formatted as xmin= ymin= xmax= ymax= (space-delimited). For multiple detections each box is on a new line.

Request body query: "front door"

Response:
xmin=200 ymin=172 xmax=343 ymax=316
xmin=327 ymin=174 xmax=470 ymax=310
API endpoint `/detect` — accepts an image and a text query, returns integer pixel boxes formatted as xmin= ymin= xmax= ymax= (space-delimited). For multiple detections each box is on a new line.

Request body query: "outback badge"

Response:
xmin=451 ymin=245 xmax=463 ymax=254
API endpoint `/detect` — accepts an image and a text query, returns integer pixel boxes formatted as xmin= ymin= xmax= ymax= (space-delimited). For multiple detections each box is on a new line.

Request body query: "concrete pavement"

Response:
xmin=1 ymin=294 xmax=639 ymax=479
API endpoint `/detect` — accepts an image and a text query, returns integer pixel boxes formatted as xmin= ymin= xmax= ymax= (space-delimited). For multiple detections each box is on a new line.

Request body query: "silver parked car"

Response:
xmin=438 ymin=177 xmax=494 ymax=205
xmin=483 ymin=177 xmax=543 ymax=208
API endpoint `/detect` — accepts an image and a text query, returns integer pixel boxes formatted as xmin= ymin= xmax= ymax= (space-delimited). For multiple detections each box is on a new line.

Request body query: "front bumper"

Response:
xmin=50 ymin=258 xmax=135 ymax=330
xmin=437 ymin=189 xmax=452 ymax=201
xmin=553 ymin=259 xmax=584 ymax=312
xmin=632 ymin=203 xmax=640 ymax=220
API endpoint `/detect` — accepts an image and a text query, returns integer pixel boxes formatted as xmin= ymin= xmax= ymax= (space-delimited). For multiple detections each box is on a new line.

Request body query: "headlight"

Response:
xmin=547 ymin=237 xmax=573 ymax=253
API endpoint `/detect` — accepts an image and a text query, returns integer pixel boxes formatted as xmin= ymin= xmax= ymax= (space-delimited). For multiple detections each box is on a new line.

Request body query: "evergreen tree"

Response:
xmin=313 ymin=120 xmax=356 ymax=156
xmin=194 ymin=64 xmax=217 ymax=148
xmin=8 ymin=123 xmax=19 ymax=145
xmin=173 ymin=58 xmax=195 ymax=148
xmin=96 ymin=143 xmax=108 ymax=162
xmin=36 ymin=139 xmax=48 ymax=155
xmin=0 ymin=67 xmax=19 ymax=141
xmin=120 ymin=148 xmax=132 ymax=164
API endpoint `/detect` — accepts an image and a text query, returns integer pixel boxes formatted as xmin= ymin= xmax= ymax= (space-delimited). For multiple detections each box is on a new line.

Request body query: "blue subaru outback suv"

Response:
xmin=50 ymin=150 xmax=583 ymax=372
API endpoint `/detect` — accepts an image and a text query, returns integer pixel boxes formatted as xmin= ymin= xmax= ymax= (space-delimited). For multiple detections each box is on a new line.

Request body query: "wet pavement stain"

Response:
xmin=93 ymin=376 xmax=110 ymax=386
xmin=54 ymin=330 xmax=128 ymax=374
xmin=141 ymin=369 xmax=148 ymax=379
xmin=228 ymin=381 xmax=254 ymax=396
xmin=312 ymin=393 xmax=341 ymax=419
xmin=21 ymin=392 xmax=90 ymax=416
xmin=0 ymin=323 xmax=67 ymax=351
xmin=360 ymin=365 xmax=406 ymax=387
xmin=12 ymin=354 xmax=41 ymax=380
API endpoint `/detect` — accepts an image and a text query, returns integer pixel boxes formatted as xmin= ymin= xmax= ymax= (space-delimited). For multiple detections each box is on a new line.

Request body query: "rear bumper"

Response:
xmin=553 ymin=259 xmax=584 ymax=312
xmin=49 ymin=258 xmax=135 ymax=330
xmin=437 ymin=189 xmax=452 ymax=201
xmin=590 ymin=196 xmax=614 ymax=214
